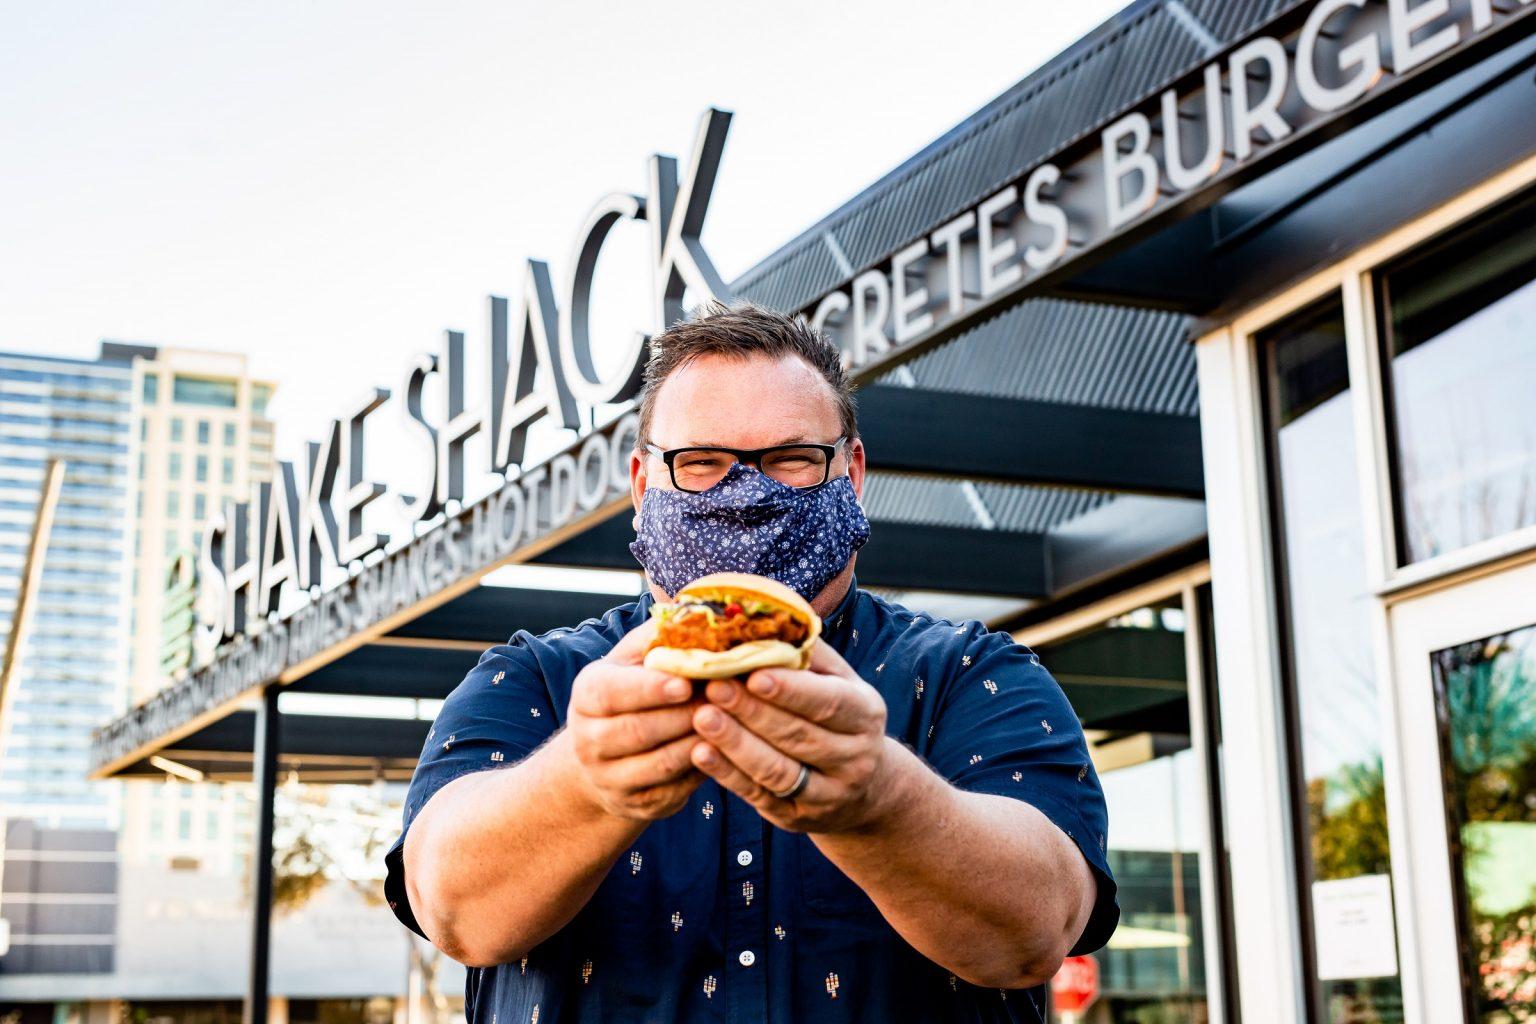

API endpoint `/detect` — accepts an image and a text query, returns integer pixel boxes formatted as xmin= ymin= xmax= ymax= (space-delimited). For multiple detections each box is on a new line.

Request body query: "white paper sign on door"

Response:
xmin=1312 ymin=873 xmax=1400 ymax=980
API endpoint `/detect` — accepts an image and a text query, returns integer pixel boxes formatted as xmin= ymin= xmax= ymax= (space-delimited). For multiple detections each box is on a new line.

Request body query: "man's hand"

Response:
xmin=687 ymin=639 xmax=897 ymax=833
xmin=567 ymin=618 xmax=707 ymax=821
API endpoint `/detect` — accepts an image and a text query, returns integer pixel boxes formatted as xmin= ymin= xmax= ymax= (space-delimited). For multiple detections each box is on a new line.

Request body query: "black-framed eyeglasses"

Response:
xmin=644 ymin=437 xmax=849 ymax=493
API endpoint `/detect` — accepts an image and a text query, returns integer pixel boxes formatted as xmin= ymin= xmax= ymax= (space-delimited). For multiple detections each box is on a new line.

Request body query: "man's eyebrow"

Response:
xmin=683 ymin=434 xmax=814 ymax=448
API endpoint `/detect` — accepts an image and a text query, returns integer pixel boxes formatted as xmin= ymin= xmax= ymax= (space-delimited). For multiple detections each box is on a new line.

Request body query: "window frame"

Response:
xmin=1015 ymin=563 xmax=1240 ymax=1024
xmin=1197 ymin=151 xmax=1536 ymax=1024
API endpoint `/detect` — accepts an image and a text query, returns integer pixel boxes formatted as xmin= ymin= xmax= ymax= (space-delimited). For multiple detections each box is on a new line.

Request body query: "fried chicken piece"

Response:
xmin=650 ymin=607 xmax=809 ymax=653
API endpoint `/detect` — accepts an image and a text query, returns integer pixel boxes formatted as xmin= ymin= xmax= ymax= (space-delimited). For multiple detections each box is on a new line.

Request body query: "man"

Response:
xmin=384 ymin=301 xmax=1118 ymax=1022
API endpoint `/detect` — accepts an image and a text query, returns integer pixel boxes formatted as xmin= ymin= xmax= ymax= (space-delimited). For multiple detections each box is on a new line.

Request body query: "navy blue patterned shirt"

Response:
xmin=385 ymin=575 xmax=1118 ymax=1023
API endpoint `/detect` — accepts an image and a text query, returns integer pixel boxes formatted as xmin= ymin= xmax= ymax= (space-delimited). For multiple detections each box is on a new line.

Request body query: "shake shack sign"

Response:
xmin=91 ymin=109 xmax=737 ymax=775
xmin=199 ymin=108 xmax=735 ymax=646
xmin=803 ymin=0 xmax=1533 ymax=375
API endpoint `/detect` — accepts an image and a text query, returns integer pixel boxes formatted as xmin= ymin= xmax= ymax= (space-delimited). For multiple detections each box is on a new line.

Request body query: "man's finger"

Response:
xmin=588 ymin=702 xmax=702 ymax=759
xmin=740 ymin=667 xmax=881 ymax=734
xmin=605 ymin=732 xmax=701 ymax=792
xmin=692 ymin=704 xmax=811 ymax=798
xmin=702 ymin=680 xmax=861 ymax=768
xmin=806 ymin=638 xmax=861 ymax=681
xmin=690 ymin=738 xmax=829 ymax=810
xmin=572 ymin=665 xmax=692 ymax=716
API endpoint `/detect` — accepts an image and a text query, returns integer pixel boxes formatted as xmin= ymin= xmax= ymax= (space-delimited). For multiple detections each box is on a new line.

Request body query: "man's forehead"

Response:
xmin=650 ymin=351 xmax=842 ymax=442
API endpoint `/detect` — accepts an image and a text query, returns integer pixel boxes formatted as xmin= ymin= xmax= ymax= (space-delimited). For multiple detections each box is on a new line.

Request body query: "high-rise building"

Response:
xmin=0 ymin=343 xmax=410 ymax=1014
xmin=0 ymin=343 xmax=278 ymax=986
xmin=0 ymin=344 xmax=140 ymax=976
xmin=120 ymin=348 xmax=275 ymax=878
xmin=127 ymin=347 xmax=275 ymax=705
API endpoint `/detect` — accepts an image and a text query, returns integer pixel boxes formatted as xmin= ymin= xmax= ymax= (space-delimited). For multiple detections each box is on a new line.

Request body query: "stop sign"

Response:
xmin=1051 ymin=955 xmax=1100 ymax=1016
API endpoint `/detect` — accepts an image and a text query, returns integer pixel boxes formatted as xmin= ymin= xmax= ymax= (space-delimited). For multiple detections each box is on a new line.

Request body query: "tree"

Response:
xmin=254 ymin=777 xmax=455 ymax=1024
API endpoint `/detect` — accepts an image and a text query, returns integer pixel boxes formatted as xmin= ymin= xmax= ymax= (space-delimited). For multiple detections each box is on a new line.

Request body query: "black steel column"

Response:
xmin=244 ymin=683 xmax=280 ymax=1024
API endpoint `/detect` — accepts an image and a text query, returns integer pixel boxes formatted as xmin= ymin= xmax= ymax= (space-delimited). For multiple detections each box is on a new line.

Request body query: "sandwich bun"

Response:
xmin=642 ymin=572 xmax=822 ymax=680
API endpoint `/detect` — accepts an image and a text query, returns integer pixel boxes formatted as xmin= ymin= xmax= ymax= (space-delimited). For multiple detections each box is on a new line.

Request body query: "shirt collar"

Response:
xmin=821 ymin=573 xmax=861 ymax=639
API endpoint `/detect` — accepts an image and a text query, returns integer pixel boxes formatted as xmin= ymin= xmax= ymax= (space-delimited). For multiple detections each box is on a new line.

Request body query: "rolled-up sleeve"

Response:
xmin=383 ymin=637 xmax=559 ymax=939
xmin=925 ymin=626 xmax=1119 ymax=956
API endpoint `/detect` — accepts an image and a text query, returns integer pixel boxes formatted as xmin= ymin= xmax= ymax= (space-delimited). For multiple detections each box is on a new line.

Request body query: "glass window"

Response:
xmin=1035 ymin=596 xmax=1233 ymax=1022
xmin=149 ymin=807 xmax=164 ymax=841
xmin=178 ymin=808 xmax=192 ymax=841
xmin=194 ymin=493 xmax=206 ymax=520
xmin=196 ymin=455 xmax=208 ymax=483
xmin=169 ymin=452 xmax=182 ymax=481
xmin=173 ymin=375 xmax=238 ymax=408
xmin=197 ymin=420 xmax=210 ymax=445
xmin=1379 ymin=189 xmax=1536 ymax=564
xmin=170 ymin=418 xmax=183 ymax=443
xmin=166 ymin=491 xmax=179 ymax=518
xmin=138 ymin=452 xmax=146 ymax=479
xmin=142 ymin=375 xmax=158 ymax=404
xmin=253 ymin=383 xmax=272 ymax=416
xmin=224 ymin=422 xmax=236 ymax=447
xmin=1259 ymin=295 xmax=1404 ymax=1022
xmin=1431 ymin=623 xmax=1536 ymax=1023
xmin=222 ymin=457 xmax=234 ymax=485
xmin=206 ymin=809 xmax=219 ymax=841
xmin=164 ymin=529 xmax=177 ymax=553
xmin=139 ymin=420 xmax=147 ymax=441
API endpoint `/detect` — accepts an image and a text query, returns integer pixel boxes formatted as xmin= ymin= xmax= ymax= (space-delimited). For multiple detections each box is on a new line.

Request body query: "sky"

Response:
xmin=0 ymin=0 xmax=1129 ymax=486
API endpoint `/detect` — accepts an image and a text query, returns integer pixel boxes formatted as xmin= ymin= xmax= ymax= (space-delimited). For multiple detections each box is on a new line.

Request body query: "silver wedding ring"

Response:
xmin=771 ymin=762 xmax=812 ymax=801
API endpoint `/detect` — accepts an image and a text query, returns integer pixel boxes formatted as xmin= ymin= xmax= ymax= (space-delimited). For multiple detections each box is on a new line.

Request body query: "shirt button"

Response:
xmin=736 ymin=850 xmax=753 ymax=867
xmin=738 ymin=950 xmax=756 ymax=967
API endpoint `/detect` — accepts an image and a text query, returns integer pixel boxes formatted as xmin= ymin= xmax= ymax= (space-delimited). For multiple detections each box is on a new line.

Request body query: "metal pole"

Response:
xmin=0 ymin=459 xmax=66 ymax=932
xmin=244 ymin=682 xmax=281 ymax=1024
xmin=0 ymin=459 xmax=66 ymax=762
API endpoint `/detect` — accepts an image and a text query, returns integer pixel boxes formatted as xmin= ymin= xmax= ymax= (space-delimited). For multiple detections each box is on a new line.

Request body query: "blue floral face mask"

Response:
xmin=629 ymin=460 xmax=871 ymax=601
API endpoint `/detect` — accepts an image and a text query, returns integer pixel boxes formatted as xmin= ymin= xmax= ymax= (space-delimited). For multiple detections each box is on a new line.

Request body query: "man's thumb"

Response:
xmin=609 ymin=616 xmax=659 ymax=664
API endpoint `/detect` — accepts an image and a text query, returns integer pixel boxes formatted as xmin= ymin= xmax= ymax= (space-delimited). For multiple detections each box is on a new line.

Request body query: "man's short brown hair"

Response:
xmin=635 ymin=299 xmax=857 ymax=447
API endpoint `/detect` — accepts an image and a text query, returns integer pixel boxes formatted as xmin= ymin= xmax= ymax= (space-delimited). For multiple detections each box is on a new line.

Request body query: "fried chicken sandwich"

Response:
xmin=642 ymin=572 xmax=821 ymax=680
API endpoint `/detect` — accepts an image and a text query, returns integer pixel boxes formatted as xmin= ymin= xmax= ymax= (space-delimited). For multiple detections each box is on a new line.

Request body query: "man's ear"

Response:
xmin=847 ymin=436 xmax=867 ymax=501
xmin=629 ymin=447 xmax=647 ymax=529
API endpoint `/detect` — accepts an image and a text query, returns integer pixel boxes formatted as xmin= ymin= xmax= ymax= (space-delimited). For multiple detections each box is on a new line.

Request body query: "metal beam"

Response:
xmin=857 ymin=386 xmax=1203 ymax=499
xmin=534 ymin=513 xmax=1047 ymax=597
xmin=182 ymin=710 xmax=431 ymax=760
xmin=244 ymin=684 xmax=279 ymax=1024
xmin=856 ymin=522 xmax=1046 ymax=597
xmin=388 ymin=586 xmax=630 ymax=643
xmin=528 ymin=514 xmax=641 ymax=572
xmin=104 ymin=713 xmax=431 ymax=781
xmin=291 ymin=645 xmax=481 ymax=700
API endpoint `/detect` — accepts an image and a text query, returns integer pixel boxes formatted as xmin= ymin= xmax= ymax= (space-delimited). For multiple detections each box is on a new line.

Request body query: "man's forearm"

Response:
xmin=404 ymin=727 xmax=645 ymax=967
xmin=810 ymin=739 xmax=1094 ymax=988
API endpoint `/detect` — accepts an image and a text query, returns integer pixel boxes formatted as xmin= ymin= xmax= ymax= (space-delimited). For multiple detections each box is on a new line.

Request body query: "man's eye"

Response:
xmin=676 ymin=452 xmax=728 ymax=470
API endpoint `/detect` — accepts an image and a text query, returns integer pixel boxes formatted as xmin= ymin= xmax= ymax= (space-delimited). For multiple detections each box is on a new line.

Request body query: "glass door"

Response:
xmin=1389 ymin=557 xmax=1536 ymax=1023
xmin=1028 ymin=578 xmax=1237 ymax=1024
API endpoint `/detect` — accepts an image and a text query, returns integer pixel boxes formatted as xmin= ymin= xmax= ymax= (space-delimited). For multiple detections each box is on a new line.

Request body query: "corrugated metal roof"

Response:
xmin=862 ymin=471 xmax=1108 ymax=533
xmin=876 ymin=298 xmax=1196 ymax=415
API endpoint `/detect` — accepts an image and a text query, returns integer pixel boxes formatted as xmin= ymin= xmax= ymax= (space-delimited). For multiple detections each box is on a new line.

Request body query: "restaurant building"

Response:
xmin=85 ymin=1 xmax=1536 ymax=1022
